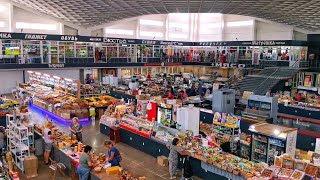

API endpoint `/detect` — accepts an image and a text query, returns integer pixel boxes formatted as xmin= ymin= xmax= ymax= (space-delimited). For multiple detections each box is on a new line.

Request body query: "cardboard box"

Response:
xmin=24 ymin=156 xmax=38 ymax=169
xmin=157 ymin=156 xmax=168 ymax=167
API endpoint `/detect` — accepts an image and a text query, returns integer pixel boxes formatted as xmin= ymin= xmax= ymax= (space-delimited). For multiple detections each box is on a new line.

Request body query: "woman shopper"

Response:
xmin=43 ymin=121 xmax=54 ymax=165
xmin=104 ymin=140 xmax=121 ymax=168
xmin=166 ymin=138 xmax=188 ymax=179
xmin=69 ymin=117 xmax=83 ymax=142
xmin=77 ymin=145 xmax=94 ymax=180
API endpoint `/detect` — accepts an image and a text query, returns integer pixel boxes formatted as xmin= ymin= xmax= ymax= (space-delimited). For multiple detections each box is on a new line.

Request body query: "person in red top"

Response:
xmin=167 ymin=89 xmax=174 ymax=99
xmin=295 ymin=92 xmax=302 ymax=102
xmin=147 ymin=74 xmax=151 ymax=81
xmin=182 ymin=89 xmax=188 ymax=99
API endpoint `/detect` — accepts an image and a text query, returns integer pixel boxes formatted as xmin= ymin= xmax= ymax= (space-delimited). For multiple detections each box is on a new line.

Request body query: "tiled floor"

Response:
xmin=19 ymin=109 xmax=202 ymax=180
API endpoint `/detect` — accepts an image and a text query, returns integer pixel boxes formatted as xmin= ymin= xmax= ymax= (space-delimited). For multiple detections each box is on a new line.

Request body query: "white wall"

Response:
xmin=0 ymin=70 xmax=23 ymax=95
xmin=0 ymin=2 xmax=11 ymax=32
xmin=104 ymin=20 xmax=138 ymax=39
xmin=256 ymin=21 xmax=293 ymax=40
xmin=294 ymin=31 xmax=307 ymax=41
xmin=198 ymin=13 xmax=223 ymax=41
xmin=12 ymin=6 xmax=62 ymax=34
xmin=223 ymin=14 xmax=254 ymax=41
xmin=64 ymin=25 xmax=78 ymax=35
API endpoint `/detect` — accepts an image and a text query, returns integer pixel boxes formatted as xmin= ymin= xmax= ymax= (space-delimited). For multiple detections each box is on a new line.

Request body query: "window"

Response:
xmin=226 ymin=21 xmax=253 ymax=27
xmin=140 ymin=19 xmax=164 ymax=26
xmin=16 ymin=22 xmax=57 ymax=30
xmin=105 ymin=29 xmax=134 ymax=36
xmin=168 ymin=33 xmax=188 ymax=39
xmin=140 ymin=31 xmax=163 ymax=37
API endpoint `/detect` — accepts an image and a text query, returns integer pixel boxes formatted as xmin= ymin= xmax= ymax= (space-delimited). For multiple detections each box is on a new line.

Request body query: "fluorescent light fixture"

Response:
xmin=169 ymin=22 xmax=188 ymax=29
xmin=64 ymin=78 xmax=73 ymax=82
xmin=227 ymin=20 xmax=253 ymax=27
xmin=27 ymin=71 xmax=33 ymax=74
xmin=169 ymin=33 xmax=188 ymax=39
xmin=140 ymin=19 xmax=164 ymax=26
xmin=105 ymin=29 xmax=134 ymax=36
xmin=16 ymin=22 xmax=57 ymax=30
xmin=140 ymin=31 xmax=163 ymax=38
xmin=44 ymin=74 xmax=50 ymax=77
xmin=53 ymin=76 xmax=60 ymax=79
xmin=35 ymin=72 xmax=41 ymax=75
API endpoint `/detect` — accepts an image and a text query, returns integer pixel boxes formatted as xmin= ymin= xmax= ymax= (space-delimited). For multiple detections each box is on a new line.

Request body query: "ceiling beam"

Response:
xmin=5 ymin=0 xmax=82 ymax=30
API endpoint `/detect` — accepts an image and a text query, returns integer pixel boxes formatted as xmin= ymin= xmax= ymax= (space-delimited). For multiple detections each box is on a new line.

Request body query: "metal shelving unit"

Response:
xmin=6 ymin=114 xmax=34 ymax=172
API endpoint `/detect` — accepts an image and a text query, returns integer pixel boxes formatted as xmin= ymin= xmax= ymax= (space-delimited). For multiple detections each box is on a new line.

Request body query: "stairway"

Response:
xmin=233 ymin=67 xmax=299 ymax=96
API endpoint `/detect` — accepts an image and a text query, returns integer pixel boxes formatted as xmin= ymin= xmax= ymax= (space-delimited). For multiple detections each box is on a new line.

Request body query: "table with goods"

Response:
xmin=100 ymin=102 xmax=288 ymax=180
xmin=34 ymin=121 xmax=146 ymax=180
xmin=22 ymin=71 xmax=120 ymax=122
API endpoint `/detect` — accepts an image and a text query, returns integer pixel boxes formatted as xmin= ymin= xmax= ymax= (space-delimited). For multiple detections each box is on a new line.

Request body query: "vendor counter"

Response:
xmin=278 ymin=103 xmax=320 ymax=120
xmin=100 ymin=124 xmax=230 ymax=180
xmin=34 ymin=131 xmax=120 ymax=180
xmin=109 ymin=91 xmax=136 ymax=103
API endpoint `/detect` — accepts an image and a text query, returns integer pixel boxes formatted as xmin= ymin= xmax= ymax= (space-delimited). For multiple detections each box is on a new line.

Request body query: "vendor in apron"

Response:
xmin=69 ymin=117 xmax=83 ymax=142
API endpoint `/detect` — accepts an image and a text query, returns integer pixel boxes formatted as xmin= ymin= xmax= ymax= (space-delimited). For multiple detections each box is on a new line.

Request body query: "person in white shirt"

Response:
xmin=43 ymin=121 xmax=54 ymax=165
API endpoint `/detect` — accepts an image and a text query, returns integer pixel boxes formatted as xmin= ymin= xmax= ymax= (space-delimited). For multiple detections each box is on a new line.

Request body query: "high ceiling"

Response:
xmin=9 ymin=0 xmax=320 ymax=30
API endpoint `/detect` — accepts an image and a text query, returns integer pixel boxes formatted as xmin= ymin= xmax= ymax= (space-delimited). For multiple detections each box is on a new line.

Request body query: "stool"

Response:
xmin=49 ymin=158 xmax=67 ymax=179
xmin=110 ymin=127 xmax=120 ymax=143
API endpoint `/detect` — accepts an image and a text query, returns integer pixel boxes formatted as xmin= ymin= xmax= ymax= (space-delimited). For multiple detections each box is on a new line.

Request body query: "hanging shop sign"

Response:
xmin=60 ymin=35 xmax=78 ymax=41
xmin=25 ymin=34 xmax=47 ymax=40
xmin=211 ymin=62 xmax=246 ymax=68
xmin=195 ymin=40 xmax=295 ymax=46
xmin=77 ymin=36 xmax=103 ymax=42
xmin=103 ymin=38 xmax=128 ymax=44
xmin=48 ymin=64 xmax=65 ymax=68
xmin=0 ymin=33 xmax=13 ymax=39
xmin=0 ymin=32 xmax=307 ymax=47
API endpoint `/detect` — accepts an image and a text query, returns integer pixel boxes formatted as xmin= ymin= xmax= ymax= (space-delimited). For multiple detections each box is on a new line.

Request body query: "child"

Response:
xmin=89 ymin=106 xmax=96 ymax=125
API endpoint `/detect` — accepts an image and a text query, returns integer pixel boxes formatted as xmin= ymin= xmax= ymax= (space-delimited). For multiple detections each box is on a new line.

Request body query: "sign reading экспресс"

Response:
xmin=48 ymin=64 xmax=64 ymax=68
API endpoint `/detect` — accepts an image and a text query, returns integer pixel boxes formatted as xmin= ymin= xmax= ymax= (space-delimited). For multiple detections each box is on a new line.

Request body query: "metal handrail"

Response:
xmin=224 ymin=68 xmax=248 ymax=88
xmin=252 ymin=67 xmax=280 ymax=94
xmin=252 ymin=60 xmax=301 ymax=94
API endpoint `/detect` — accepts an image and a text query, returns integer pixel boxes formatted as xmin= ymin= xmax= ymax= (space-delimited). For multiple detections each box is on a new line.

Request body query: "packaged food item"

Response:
xmin=282 ymin=157 xmax=295 ymax=169
xmin=260 ymin=168 xmax=273 ymax=178
xmin=295 ymin=160 xmax=306 ymax=171
xmin=274 ymin=156 xmax=282 ymax=167
xmin=305 ymin=163 xmax=318 ymax=177
xmin=278 ymin=168 xmax=293 ymax=178
xmin=290 ymin=169 xmax=305 ymax=180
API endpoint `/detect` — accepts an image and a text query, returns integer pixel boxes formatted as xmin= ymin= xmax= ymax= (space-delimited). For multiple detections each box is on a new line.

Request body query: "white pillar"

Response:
xmin=252 ymin=20 xmax=257 ymax=41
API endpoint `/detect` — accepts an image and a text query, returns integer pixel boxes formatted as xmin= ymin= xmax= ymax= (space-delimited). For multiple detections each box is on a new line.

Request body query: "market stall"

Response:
xmin=24 ymin=71 xmax=89 ymax=122
xmin=249 ymin=123 xmax=297 ymax=165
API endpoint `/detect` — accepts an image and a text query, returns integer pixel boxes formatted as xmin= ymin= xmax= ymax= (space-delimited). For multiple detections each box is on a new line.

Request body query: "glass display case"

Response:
xmin=120 ymin=115 xmax=154 ymax=138
xmin=50 ymin=41 xmax=59 ymax=63
xmin=151 ymin=123 xmax=180 ymax=145
xmin=249 ymin=123 xmax=297 ymax=166
xmin=157 ymin=104 xmax=176 ymax=128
